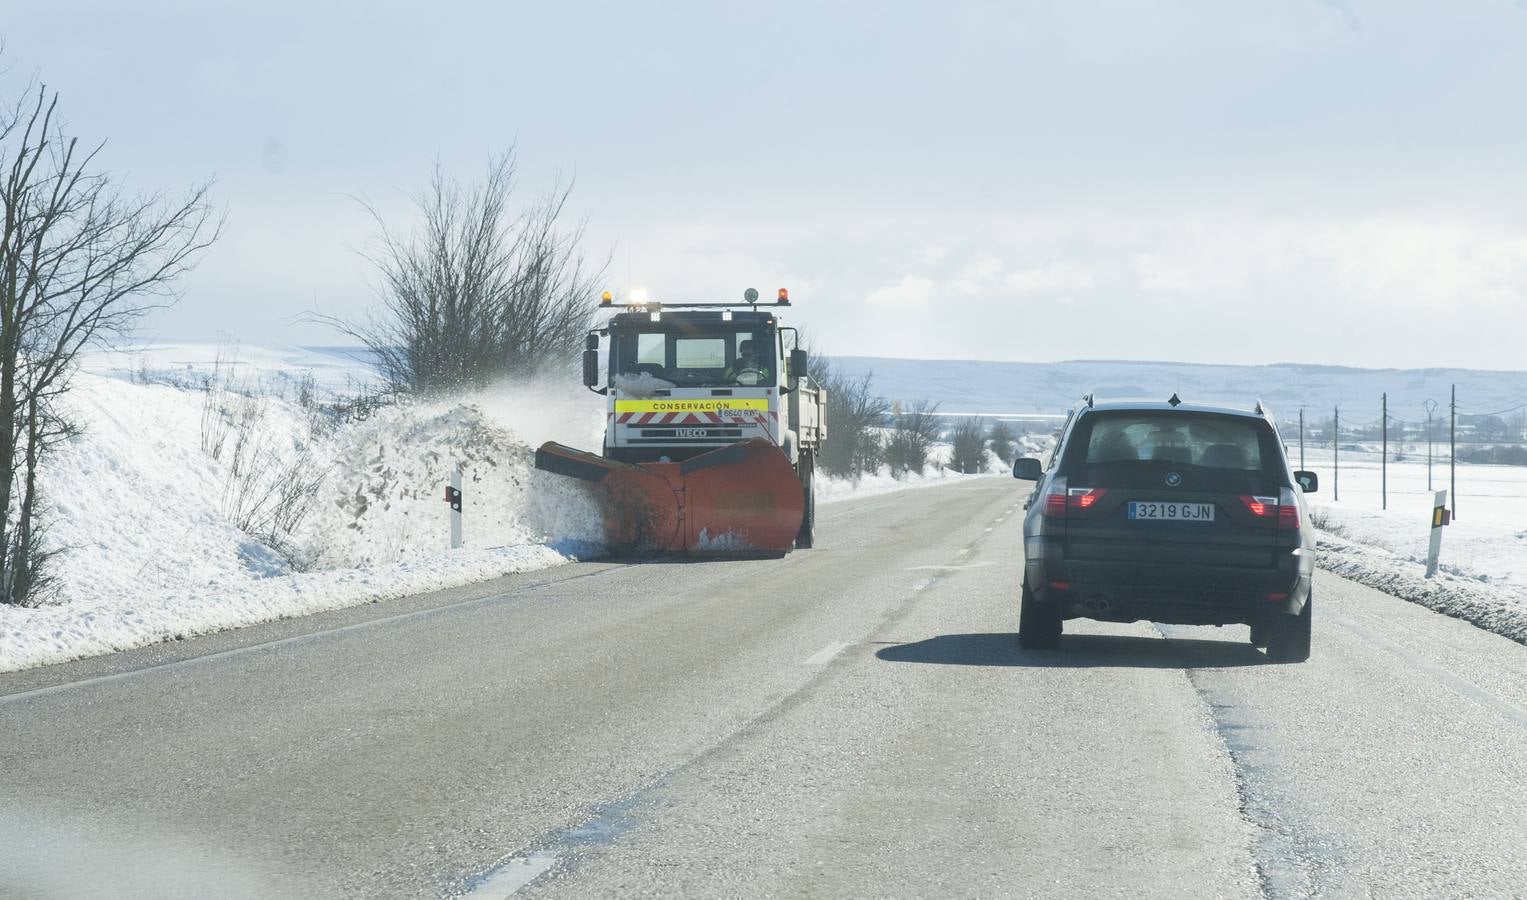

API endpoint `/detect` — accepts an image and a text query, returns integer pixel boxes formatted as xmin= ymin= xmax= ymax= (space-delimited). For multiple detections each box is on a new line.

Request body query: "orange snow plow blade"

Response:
xmin=534 ymin=439 xmax=805 ymax=555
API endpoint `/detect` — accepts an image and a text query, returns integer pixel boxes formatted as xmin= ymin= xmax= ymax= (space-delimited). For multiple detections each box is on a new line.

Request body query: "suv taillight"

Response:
xmin=1043 ymin=477 xmax=1108 ymax=518
xmin=1069 ymin=486 xmax=1109 ymax=509
xmin=1239 ymin=487 xmax=1300 ymax=530
xmin=1042 ymin=477 xmax=1069 ymax=518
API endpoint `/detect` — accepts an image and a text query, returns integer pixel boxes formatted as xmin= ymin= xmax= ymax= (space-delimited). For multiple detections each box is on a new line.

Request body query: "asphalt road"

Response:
xmin=3 ymin=477 xmax=1526 ymax=898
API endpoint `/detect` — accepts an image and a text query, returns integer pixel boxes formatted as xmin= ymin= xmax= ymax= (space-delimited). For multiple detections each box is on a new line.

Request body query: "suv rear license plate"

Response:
xmin=1128 ymin=501 xmax=1215 ymax=522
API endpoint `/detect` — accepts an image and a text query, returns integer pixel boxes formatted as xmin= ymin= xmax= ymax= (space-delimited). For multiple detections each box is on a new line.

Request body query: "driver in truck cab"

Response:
xmin=725 ymin=339 xmax=771 ymax=385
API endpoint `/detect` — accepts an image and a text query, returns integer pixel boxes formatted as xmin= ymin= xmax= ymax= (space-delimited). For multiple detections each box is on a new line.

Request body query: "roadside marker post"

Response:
xmin=446 ymin=470 xmax=464 ymax=549
xmin=1425 ymin=489 xmax=1449 ymax=578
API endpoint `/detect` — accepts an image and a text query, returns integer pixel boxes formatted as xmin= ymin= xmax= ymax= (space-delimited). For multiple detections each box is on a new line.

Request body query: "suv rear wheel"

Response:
xmin=1019 ymin=581 xmax=1063 ymax=650
xmin=1265 ymin=594 xmax=1312 ymax=663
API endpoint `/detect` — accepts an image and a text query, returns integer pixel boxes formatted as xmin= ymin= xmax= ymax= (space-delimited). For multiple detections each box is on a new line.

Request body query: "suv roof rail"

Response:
xmin=1081 ymin=392 xmax=1094 ymax=408
xmin=1254 ymin=398 xmax=1266 ymax=416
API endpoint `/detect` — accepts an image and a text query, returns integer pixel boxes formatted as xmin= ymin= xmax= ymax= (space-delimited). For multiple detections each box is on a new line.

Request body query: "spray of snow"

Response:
xmin=693 ymin=528 xmax=753 ymax=553
xmin=611 ymin=372 xmax=675 ymax=397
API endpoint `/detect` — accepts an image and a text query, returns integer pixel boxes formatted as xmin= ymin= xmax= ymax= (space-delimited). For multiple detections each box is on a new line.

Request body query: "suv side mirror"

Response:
xmin=790 ymin=348 xmax=809 ymax=381
xmin=582 ymin=349 xmax=599 ymax=387
xmin=1013 ymin=458 xmax=1043 ymax=481
xmin=1295 ymin=470 xmax=1318 ymax=493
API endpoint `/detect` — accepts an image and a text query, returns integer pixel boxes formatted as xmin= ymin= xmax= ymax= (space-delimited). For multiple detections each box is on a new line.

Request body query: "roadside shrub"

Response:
xmin=815 ymin=360 xmax=891 ymax=479
xmin=886 ymin=400 xmax=941 ymax=477
xmin=988 ymin=420 xmax=1018 ymax=466
xmin=948 ymin=417 xmax=989 ymax=474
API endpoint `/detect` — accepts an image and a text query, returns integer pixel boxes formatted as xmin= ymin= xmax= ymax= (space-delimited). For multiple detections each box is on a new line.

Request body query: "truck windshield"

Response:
xmin=611 ymin=326 xmax=777 ymax=387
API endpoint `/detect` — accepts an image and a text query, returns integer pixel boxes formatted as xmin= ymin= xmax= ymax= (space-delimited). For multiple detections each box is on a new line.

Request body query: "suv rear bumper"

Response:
xmin=1027 ymin=546 xmax=1312 ymax=625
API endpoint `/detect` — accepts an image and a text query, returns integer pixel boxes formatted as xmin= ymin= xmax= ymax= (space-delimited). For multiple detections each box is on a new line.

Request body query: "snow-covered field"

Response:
xmin=0 ymin=344 xmax=1010 ymax=673
xmin=1300 ymin=448 xmax=1527 ymax=644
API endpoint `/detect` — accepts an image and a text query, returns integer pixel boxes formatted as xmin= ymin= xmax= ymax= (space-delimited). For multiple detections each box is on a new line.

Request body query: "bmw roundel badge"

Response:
xmin=1165 ymin=472 xmax=1182 ymax=487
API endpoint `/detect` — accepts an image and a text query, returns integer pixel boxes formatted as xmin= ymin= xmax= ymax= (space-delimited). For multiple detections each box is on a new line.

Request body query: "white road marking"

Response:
xmin=0 ymin=565 xmax=629 ymax=706
xmin=804 ymin=641 xmax=850 ymax=666
xmin=465 ymin=851 xmax=559 ymax=898
xmin=984 ymin=527 xmax=994 ymax=532
xmin=957 ymin=548 xmax=971 ymax=556
xmin=906 ymin=562 xmax=997 ymax=571
xmin=910 ymin=577 xmax=935 ymax=592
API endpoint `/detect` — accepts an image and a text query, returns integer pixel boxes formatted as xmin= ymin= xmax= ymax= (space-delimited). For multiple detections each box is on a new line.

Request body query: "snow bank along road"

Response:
xmin=2 ymin=479 xmax=1525 ymax=898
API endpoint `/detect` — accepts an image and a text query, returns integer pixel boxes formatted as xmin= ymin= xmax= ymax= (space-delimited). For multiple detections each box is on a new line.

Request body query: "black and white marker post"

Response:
xmin=1425 ymin=489 xmax=1450 ymax=578
xmin=445 ymin=470 xmax=463 ymax=550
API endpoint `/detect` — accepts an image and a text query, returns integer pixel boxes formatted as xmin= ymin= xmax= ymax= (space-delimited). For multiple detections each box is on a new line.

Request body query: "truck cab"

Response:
xmin=602 ymin=308 xmax=788 ymax=463
xmin=582 ymin=293 xmax=824 ymax=473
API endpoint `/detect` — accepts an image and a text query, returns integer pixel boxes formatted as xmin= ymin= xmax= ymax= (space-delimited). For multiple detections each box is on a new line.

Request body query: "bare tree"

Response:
xmin=817 ymin=366 xmax=890 ymax=479
xmin=886 ymin=399 xmax=941 ymax=477
xmin=0 ymin=80 xmax=218 ymax=604
xmin=948 ymin=417 xmax=989 ymax=474
xmin=324 ymin=152 xmax=605 ymax=395
xmin=987 ymin=419 xmax=1018 ymax=466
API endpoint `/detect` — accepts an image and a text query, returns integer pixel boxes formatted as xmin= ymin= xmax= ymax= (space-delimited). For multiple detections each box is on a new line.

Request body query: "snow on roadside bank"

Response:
xmin=0 ymin=373 xmax=605 ymax=674
xmin=0 ymin=359 xmax=1028 ymax=673
xmin=1301 ymin=454 xmax=1527 ymax=646
xmin=1315 ymin=533 xmax=1527 ymax=646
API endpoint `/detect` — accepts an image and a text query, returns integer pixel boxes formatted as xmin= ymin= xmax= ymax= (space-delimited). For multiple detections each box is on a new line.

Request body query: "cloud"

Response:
xmin=1322 ymin=220 xmax=1527 ymax=310
xmin=1316 ymin=0 xmax=1362 ymax=31
xmin=865 ymin=275 xmax=936 ymax=307
xmin=948 ymin=255 xmax=1004 ymax=295
xmin=1004 ymin=261 xmax=1097 ymax=294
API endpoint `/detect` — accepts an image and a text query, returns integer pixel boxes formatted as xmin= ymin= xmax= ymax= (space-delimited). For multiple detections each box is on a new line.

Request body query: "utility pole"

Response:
xmin=1382 ymin=392 xmax=1388 ymax=511
xmin=1298 ymin=407 xmax=1305 ymax=471
xmin=1450 ymin=384 xmax=1457 ymax=521
xmin=1424 ymin=398 xmax=1438 ymax=491
xmin=1333 ymin=405 xmax=1340 ymax=502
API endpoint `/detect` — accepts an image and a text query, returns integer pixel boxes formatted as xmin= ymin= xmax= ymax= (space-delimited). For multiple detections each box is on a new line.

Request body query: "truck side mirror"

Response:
xmin=1013 ymin=458 xmax=1043 ymax=480
xmin=790 ymin=348 xmax=809 ymax=380
xmin=1295 ymin=470 xmax=1318 ymax=493
xmin=582 ymin=349 xmax=599 ymax=387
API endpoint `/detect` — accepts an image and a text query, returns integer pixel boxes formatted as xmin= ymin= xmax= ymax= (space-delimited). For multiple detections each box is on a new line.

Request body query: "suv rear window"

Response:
xmin=1084 ymin=414 xmax=1264 ymax=470
xmin=1059 ymin=411 xmax=1287 ymax=492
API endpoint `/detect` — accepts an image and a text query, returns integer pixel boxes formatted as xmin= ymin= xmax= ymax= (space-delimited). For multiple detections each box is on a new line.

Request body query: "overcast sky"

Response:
xmin=7 ymin=1 xmax=1527 ymax=368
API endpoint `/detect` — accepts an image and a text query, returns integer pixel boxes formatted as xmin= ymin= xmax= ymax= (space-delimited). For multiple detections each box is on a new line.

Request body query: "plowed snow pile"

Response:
xmin=0 ymin=373 xmax=604 ymax=673
xmin=311 ymin=403 xmax=602 ymax=569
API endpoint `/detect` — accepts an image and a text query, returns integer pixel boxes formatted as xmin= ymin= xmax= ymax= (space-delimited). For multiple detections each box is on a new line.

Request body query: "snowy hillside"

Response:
xmin=833 ymin=356 xmax=1527 ymax=417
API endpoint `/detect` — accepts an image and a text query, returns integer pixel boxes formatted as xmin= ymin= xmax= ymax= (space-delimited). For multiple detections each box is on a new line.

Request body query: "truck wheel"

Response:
xmin=1265 ymin=594 xmax=1312 ymax=663
xmin=795 ymin=451 xmax=816 ymax=549
xmin=1018 ymin=581 xmax=1062 ymax=650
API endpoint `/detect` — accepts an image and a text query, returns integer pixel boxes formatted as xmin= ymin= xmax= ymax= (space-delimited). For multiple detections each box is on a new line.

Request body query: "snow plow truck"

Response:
xmin=534 ymin=288 xmax=827 ymax=555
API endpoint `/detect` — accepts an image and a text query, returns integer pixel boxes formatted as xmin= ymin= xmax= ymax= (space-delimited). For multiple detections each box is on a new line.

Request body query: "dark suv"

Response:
xmin=1012 ymin=396 xmax=1318 ymax=662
